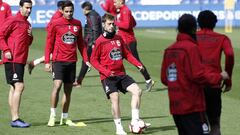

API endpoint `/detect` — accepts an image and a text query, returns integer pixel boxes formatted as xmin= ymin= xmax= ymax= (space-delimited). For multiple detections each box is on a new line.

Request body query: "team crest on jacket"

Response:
xmin=73 ymin=26 xmax=78 ymax=32
xmin=62 ymin=31 xmax=77 ymax=44
xmin=167 ymin=63 xmax=177 ymax=82
xmin=109 ymin=47 xmax=122 ymax=60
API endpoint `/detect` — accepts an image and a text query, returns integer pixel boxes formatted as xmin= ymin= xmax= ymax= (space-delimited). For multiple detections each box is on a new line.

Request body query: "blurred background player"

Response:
xmin=197 ymin=10 xmax=234 ymax=135
xmin=44 ymin=1 xmax=89 ymax=127
xmin=0 ymin=0 xmax=12 ymax=64
xmin=224 ymin=0 xmax=236 ymax=33
xmin=91 ymin=13 xmax=148 ymax=135
xmin=113 ymin=0 xmax=154 ymax=91
xmin=161 ymin=14 xmax=229 ymax=135
xmin=27 ymin=0 xmax=65 ymax=74
xmin=100 ymin=0 xmax=117 ymax=15
xmin=73 ymin=1 xmax=102 ymax=88
xmin=0 ymin=0 xmax=32 ymax=128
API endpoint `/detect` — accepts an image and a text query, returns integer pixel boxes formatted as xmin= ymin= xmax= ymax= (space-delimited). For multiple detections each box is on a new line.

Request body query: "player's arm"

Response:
xmin=0 ymin=19 xmax=14 ymax=59
xmin=44 ymin=22 xmax=56 ymax=71
xmin=77 ymin=24 xmax=88 ymax=63
xmin=187 ymin=46 xmax=225 ymax=85
xmin=160 ymin=50 xmax=168 ymax=86
xmin=115 ymin=9 xmax=133 ymax=30
xmin=222 ymin=36 xmax=234 ymax=92
xmin=90 ymin=42 xmax=112 ymax=77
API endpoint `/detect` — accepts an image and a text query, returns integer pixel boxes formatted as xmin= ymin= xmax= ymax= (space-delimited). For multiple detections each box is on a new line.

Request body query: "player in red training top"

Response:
xmin=161 ymin=14 xmax=229 ymax=135
xmin=0 ymin=0 xmax=12 ymax=64
xmin=0 ymin=0 xmax=32 ymax=128
xmin=100 ymin=0 xmax=117 ymax=15
xmin=44 ymin=1 xmax=89 ymax=127
xmin=91 ymin=13 xmax=149 ymax=135
xmin=197 ymin=10 xmax=234 ymax=135
xmin=113 ymin=0 xmax=154 ymax=91
xmin=27 ymin=0 xmax=65 ymax=74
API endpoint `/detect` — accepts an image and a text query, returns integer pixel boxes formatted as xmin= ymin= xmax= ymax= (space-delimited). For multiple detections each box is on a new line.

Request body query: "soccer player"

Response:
xmin=161 ymin=14 xmax=229 ymax=135
xmin=73 ymin=1 xmax=102 ymax=88
xmin=0 ymin=0 xmax=32 ymax=128
xmin=0 ymin=0 xmax=12 ymax=64
xmin=44 ymin=1 xmax=89 ymax=127
xmin=27 ymin=0 xmax=65 ymax=74
xmin=113 ymin=0 xmax=154 ymax=91
xmin=100 ymin=0 xmax=117 ymax=15
xmin=91 ymin=13 xmax=148 ymax=135
xmin=197 ymin=10 xmax=234 ymax=135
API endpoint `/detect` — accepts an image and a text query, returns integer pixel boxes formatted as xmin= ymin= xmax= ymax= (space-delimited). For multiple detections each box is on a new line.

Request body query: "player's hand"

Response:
xmin=73 ymin=80 xmax=81 ymax=88
xmin=110 ymin=71 xmax=115 ymax=77
xmin=137 ymin=66 xmax=144 ymax=72
xmin=220 ymin=71 xmax=229 ymax=80
xmin=221 ymin=80 xmax=232 ymax=93
xmin=86 ymin=62 xmax=92 ymax=72
xmin=4 ymin=51 xmax=12 ymax=60
xmin=45 ymin=63 xmax=52 ymax=72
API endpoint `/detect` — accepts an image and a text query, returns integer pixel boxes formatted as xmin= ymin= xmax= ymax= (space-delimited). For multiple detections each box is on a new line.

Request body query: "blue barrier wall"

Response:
xmin=11 ymin=4 xmax=240 ymax=28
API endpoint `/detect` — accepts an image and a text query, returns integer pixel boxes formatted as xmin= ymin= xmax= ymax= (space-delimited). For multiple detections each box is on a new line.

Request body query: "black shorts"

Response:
xmin=101 ymin=75 xmax=135 ymax=99
xmin=173 ymin=112 xmax=210 ymax=135
xmin=204 ymin=87 xmax=222 ymax=124
xmin=4 ymin=62 xmax=25 ymax=85
xmin=52 ymin=62 xmax=76 ymax=83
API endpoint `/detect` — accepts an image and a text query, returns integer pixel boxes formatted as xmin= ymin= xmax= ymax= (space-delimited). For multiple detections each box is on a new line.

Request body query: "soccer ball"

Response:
xmin=129 ymin=119 xmax=146 ymax=134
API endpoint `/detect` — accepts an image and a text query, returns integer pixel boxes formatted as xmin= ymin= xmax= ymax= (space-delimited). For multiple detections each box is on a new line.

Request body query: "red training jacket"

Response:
xmin=115 ymin=5 xmax=136 ymax=45
xmin=197 ymin=29 xmax=234 ymax=88
xmin=0 ymin=1 xmax=12 ymax=25
xmin=45 ymin=16 xmax=88 ymax=64
xmin=100 ymin=0 xmax=117 ymax=16
xmin=0 ymin=11 xmax=33 ymax=64
xmin=91 ymin=34 xmax=142 ymax=80
xmin=161 ymin=33 xmax=222 ymax=115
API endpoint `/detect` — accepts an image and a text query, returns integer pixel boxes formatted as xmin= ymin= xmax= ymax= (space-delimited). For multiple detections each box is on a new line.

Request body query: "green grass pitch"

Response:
xmin=0 ymin=28 xmax=239 ymax=135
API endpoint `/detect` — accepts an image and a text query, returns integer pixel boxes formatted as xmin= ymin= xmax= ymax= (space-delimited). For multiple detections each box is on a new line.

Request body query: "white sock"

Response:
xmin=131 ymin=109 xmax=139 ymax=124
xmin=62 ymin=113 xmax=68 ymax=119
xmin=33 ymin=58 xmax=42 ymax=66
xmin=146 ymin=79 xmax=152 ymax=83
xmin=50 ymin=108 xmax=56 ymax=117
xmin=114 ymin=118 xmax=123 ymax=130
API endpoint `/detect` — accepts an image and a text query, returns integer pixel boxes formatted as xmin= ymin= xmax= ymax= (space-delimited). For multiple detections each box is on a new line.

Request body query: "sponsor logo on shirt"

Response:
xmin=62 ymin=31 xmax=77 ymax=44
xmin=109 ymin=47 xmax=122 ymax=60
xmin=167 ymin=63 xmax=177 ymax=82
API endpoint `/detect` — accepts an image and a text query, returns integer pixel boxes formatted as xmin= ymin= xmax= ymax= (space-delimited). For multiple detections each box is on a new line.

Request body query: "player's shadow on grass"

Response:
xmin=72 ymin=115 xmax=168 ymax=124
xmin=143 ymin=125 xmax=176 ymax=134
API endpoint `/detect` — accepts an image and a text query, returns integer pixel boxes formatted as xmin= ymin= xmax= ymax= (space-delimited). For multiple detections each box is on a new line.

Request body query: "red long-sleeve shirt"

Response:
xmin=100 ymin=0 xmax=117 ymax=16
xmin=0 ymin=12 xmax=33 ymax=64
xmin=115 ymin=5 xmax=136 ymax=45
xmin=91 ymin=34 xmax=142 ymax=80
xmin=161 ymin=33 xmax=222 ymax=115
xmin=0 ymin=1 xmax=12 ymax=25
xmin=197 ymin=29 xmax=234 ymax=88
xmin=45 ymin=16 xmax=88 ymax=63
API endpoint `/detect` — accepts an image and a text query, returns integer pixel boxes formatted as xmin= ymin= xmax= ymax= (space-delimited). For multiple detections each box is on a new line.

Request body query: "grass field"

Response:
xmin=0 ymin=28 xmax=239 ymax=135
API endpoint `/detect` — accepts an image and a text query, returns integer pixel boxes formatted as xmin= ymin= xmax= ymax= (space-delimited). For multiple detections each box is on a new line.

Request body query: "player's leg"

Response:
xmin=102 ymin=77 xmax=126 ymax=135
xmin=28 ymin=56 xmax=45 ymax=74
xmin=60 ymin=62 xmax=76 ymax=126
xmin=204 ymin=87 xmax=222 ymax=135
xmin=126 ymin=83 xmax=142 ymax=124
xmin=128 ymin=42 xmax=154 ymax=91
xmin=5 ymin=63 xmax=30 ymax=128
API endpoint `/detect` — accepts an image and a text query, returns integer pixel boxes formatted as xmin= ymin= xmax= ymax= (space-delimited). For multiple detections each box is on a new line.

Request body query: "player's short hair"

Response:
xmin=62 ymin=0 xmax=74 ymax=10
xmin=19 ymin=0 xmax=32 ymax=6
xmin=177 ymin=14 xmax=197 ymax=35
xmin=57 ymin=0 xmax=65 ymax=9
xmin=102 ymin=13 xmax=115 ymax=23
xmin=197 ymin=10 xmax=217 ymax=29
xmin=81 ymin=1 xmax=92 ymax=10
